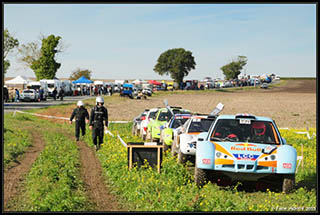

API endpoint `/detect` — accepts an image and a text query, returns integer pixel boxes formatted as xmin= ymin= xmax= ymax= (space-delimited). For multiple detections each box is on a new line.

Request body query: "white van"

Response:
xmin=26 ymin=81 xmax=49 ymax=100
xmin=42 ymin=79 xmax=62 ymax=97
xmin=61 ymin=80 xmax=73 ymax=96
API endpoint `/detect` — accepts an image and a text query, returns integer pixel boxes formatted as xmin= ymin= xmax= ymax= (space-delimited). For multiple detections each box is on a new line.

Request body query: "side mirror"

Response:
xmin=281 ymin=137 xmax=287 ymax=145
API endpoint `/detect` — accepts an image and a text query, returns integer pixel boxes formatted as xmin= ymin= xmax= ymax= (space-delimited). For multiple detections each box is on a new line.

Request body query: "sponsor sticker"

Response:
xmin=283 ymin=163 xmax=292 ymax=169
xmin=239 ymin=119 xmax=251 ymax=124
xmin=233 ymin=153 xmax=259 ymax=161
xmin=202 ymin=158 xmax=211 ymax=165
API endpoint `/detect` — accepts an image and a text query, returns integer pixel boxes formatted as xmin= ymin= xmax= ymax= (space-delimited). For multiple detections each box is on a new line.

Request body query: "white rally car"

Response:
xmin=172 ymin=114 xmax=217 ymax=164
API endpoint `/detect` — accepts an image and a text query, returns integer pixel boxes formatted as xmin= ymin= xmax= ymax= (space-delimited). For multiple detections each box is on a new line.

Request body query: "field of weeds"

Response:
xmin=3 ymin=79 xmax=317 ymax=212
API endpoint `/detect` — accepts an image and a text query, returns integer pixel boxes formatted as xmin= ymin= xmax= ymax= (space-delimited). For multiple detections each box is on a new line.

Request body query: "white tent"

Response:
xmin=5 ymin=75 xmax=32 ymax=89
xmin=5 ymin=75 xmax=31 ymax=84
xmin=94 ymin=80 xmax=105 ymax=85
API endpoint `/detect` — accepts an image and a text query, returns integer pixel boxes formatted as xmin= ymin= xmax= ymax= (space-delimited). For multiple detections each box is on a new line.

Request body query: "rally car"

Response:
xmin=195 ymin=113 xmax=297 ymax=193
xmin=147 ymin=106 xmax=190 ymax=142
xmin=159 ymin=113 xmax=192 ymax=151
xmin=140 ymin=108 xmax=159 ymax=140
xmin=171 ymin=114 xmax=217 ymax=164
xmin=132 ymin=109 xmax=149 ymax=136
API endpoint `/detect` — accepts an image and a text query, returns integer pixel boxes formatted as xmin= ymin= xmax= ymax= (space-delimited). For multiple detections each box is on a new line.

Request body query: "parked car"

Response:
xmin=140 ymin=108 xmax=159 ymax=140
xmin=260 ymin=83 xmax=269 ymax=89
xmin=142 ymin=88 xmax=153 ymax=96
xmin=195 ymin=113 xmax=297 ymax=193
xmin=160 ymin=113 xmax=192 ymax=150
xmin=132 ymin=109 xmax=149 ymax=136
xmin=20 ymin=89 xmax=39 ymax=102
xmin=172 ymin=114 xmax=217 ymax=164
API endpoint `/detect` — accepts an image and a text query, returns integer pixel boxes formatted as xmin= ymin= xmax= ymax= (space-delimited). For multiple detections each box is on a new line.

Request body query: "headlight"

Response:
xmin=215 ymin=151 xmax=233 ymax=159
xmin=216 ymin=152 xmax=222 ymax=158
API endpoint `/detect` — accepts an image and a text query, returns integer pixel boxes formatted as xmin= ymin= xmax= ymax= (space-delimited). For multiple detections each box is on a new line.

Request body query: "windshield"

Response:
xmin=188 ymin=118 xmax=214 ymax=133
xmin=48 ymin=84 xmax=54 ymax=88
xmin=158 ymin=111 xmax=173 ymax=121
xmin=210 ymin=119 xmax=279 ymax=144
xmin=149 ymin=111 xmax=157 ymax=119
xmin=171 ymin=118 xmax=189 ymax=129
xmin=23 ymin=90 xmax=34 ymax=93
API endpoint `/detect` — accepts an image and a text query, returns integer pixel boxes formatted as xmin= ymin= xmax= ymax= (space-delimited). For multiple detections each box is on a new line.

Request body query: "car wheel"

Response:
xmin=282 ymin=174 xmax=295 ymax=193
xmin=178 ymin=149 xmax=187 ymax=164
xmin=171 ymin=139 xmax=178 ymax=157
xmin=163 ymin=144 xmax=169 ymax=152
xmin=195 ymin=165 xmax=208 ymax=187
xmin=132 ymin=125 xmax=136 ymax=136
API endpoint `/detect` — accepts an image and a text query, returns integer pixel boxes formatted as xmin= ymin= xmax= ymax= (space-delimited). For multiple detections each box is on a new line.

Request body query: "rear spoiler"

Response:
xmin=209 ymin=102 xmax=224 ymax=116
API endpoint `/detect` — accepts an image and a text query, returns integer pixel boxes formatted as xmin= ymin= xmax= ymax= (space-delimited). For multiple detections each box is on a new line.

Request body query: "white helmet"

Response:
xmin=96 ymin=96 xmax=104 ymax=104
xmin=77 ymin=100 xmax=84 ymax=106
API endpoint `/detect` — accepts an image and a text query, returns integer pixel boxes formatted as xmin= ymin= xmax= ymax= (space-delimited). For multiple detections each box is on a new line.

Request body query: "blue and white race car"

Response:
xmin=195 ymin=113 xmax=297 ymax=193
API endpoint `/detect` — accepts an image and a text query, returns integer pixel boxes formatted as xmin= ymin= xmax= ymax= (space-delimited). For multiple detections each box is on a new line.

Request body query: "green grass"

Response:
xmin=4 ymin=114 xmax=33 ymax=168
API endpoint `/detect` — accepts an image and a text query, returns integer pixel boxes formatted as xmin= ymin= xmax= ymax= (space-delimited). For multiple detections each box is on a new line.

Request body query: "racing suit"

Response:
xmin=70 ymin=106 xmax=89 ymax=140
xmin=89 ymin=105 xmax=108 ymax=147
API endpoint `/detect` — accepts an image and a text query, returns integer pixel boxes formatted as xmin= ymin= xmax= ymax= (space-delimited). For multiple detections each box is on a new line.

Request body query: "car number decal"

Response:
xmin=239 ymin=119 xmax=251 ymax=124
xmin=283 ymin=163 xmax=292 ymax=169
xmin=202 ymin=158 xmax=211 ymax=165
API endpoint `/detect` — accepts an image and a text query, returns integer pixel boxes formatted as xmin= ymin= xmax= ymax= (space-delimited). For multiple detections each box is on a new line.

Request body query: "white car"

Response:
xmin=20 ymin=89 xmax=39 ymax=102
xmin=139 ymin=108 xmax=159 ymax=140
xmin=172 ymin=115 xmax=217 ymax=164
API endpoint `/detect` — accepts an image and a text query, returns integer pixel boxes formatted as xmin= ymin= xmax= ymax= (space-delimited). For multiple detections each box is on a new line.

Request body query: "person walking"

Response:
xmin=69 ymin=100 xmax=89 ymax=141
xmin=59 ymin=88 xmax=64 ymax=101
xmin=89 ymin=96 xmax=108 ymax=151
xmin=14 ymin=89 xmax=20 ymax=102
xmin=53 ymin=87 xmax=57 ymax=101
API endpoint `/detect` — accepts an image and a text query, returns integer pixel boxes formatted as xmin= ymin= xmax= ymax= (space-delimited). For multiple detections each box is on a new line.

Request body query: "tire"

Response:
xmin=132 ymin=125 xmax=136 ymax=136
xmin=282 ymin=174 xmax=295 ymax=193
xmin=171 ymin=138 xmax=178 ymax=156
xmin=195 ymin=166 xmax=208 ymax=187
xmin=178 ymin=149 xmax=187 ymax=164
xmin=163 ymin=144 xmax=169 ymax=152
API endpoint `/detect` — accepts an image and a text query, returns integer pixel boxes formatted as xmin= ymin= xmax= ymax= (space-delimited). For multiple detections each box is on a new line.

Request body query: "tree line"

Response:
xmin=4 ymin=28 xmax=247 ymax=86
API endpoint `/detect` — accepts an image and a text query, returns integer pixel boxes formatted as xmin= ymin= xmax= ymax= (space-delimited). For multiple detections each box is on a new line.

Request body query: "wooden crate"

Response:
xmin=127 ymin=142 xmax=164 ymax=173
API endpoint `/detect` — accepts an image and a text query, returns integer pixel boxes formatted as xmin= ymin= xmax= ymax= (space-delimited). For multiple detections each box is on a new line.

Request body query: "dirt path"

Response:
xmin=76 ymin=139 xmax=124 ymax=211
xmin=4 ymin=129 xmax=46 ymax=211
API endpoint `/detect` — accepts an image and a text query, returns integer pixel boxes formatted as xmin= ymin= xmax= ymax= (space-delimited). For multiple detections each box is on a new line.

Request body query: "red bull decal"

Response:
xmin=231 ymin=146 xmax=262 ymax=152
xmin=233 ymin=153 xmax=259 ymax=161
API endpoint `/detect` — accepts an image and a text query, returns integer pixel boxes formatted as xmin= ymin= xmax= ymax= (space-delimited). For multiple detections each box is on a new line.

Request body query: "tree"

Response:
xmin=17 ymin=42 xmax=41 ymax=68
xmin=154 ymin=48 xmax=196 ymax=86
xmin=4 ymin=29 xmax=19 ymax=75
xmin=220 ymin=56 xmax=247 ymax=80
xmin=69 ymin=68 xmax=92 ymax=80
xmin=30 ymin=35 xmax=62 ymax=80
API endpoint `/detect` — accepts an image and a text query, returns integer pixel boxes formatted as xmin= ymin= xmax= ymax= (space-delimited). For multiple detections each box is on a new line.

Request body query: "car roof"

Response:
xmin=217 ymin=114 xmax=273 ymax=122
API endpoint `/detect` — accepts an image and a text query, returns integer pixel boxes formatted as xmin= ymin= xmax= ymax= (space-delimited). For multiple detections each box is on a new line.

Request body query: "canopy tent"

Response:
xmin=94 ymin=80 xmax=105 ymax=85
xmin=72 ymin=76 xmax=93 ymax=84
xmin=132 ymin=79 xmax=143 ymax=85
xmin=148 ymin=80 xmax=161 ymax=85
xmin=5 ymin=75 xmax=31 ymax=84
xmin=5 ymin=75 xmax=32 ymax=89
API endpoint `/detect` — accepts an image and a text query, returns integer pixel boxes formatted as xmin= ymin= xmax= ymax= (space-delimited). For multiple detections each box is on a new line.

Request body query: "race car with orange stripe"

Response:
xmin=195 ymin=114 xmax=297 ymax=193
xmin=171 ymin=114 xmax=217 ymax=164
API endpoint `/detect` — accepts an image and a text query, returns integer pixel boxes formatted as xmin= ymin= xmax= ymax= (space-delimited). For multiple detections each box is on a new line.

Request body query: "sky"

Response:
xmin=4 ymin=3 xmax=317 ymax=80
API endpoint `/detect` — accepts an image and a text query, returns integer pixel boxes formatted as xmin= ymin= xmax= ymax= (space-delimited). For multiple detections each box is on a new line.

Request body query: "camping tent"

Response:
xmin=72 ymin=76 xmax=93 ymax=84
xmin=148 ymin=80 xmax=161 ymax=85
xmin=5 ymin=75 xmax=32 ymax=89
